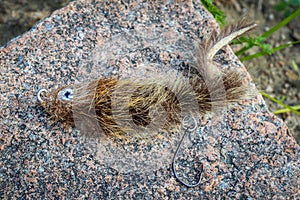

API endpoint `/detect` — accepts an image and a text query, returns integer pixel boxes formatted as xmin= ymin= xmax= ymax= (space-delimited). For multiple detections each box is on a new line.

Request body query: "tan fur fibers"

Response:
xmin=39 ymin=20 xmax=256 ymax=139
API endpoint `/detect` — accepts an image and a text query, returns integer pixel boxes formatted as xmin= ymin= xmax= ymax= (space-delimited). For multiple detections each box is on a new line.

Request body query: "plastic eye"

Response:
xmin=58 ymin=88 xmax=73 ymax=101
xmin=37 ymin=89 xmax=48 ymax=102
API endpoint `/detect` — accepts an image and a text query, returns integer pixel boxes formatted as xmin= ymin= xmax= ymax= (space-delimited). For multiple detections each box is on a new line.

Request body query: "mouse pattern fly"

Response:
xmin=37 ymin=19 xmax=257 ymax=187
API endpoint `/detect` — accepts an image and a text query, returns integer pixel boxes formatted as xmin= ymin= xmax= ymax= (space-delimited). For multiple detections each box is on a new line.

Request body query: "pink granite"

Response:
xmin=0 ymin=0 xmax=299 ymax=199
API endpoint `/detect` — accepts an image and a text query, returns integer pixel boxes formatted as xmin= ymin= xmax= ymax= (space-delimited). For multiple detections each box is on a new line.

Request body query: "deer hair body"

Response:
xmin=37 ymin=20 xmax=256 ymax=140
xmin=38 ymin=19 xmax=256 ymax=188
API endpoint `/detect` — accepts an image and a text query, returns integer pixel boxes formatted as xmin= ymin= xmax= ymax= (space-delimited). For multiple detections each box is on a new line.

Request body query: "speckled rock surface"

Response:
xmin=0 ymin=0 xmax=299 ymax=199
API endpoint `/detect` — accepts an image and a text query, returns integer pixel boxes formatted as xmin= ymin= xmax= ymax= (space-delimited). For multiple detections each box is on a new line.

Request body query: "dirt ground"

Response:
xmin=0 ymin=0 xmax=72 ymax=45
xmin=0 ymin=0 xmax=299 ymax=143
xmin=221 ymin=0 xmax=300 ymax=144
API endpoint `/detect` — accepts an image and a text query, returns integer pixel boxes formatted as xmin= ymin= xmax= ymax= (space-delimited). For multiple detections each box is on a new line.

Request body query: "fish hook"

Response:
xmin=172 ymin=114 xmax=203 ymax=187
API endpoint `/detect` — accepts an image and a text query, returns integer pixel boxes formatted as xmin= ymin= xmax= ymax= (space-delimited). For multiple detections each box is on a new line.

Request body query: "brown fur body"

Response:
xmin=39 ymin=20 xmax=256 ymax=139
xmin=40 ymin=69 xmax=247 ymax=138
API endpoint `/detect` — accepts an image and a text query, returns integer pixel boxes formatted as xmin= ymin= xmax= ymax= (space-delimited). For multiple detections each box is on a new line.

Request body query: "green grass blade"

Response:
xmin=235 ymin=7 xmax=300 ymax=56
xmin=260 ymin=91 xmax=300 ymax=116
xmin=240 ymin=40 xmax=300 ymax=61
xmin=201 ymin=0 xmax=226 ymax=26
xmin=261 ymin=7 xmax=300 ymax=39
xmin=235 ymin=44 xmax=253 ymax=56
xmin=291 ymin=60 xmax=300 ymax=77
xmin=273 ymin=105 xmax=300 ymax=114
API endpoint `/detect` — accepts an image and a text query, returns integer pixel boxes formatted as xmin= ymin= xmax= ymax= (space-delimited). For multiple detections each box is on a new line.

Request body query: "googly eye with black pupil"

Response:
xmin=58 ymin=88 xmax=73 ymax=101
xmin=37 ymin=89 xmax=48 ymax=103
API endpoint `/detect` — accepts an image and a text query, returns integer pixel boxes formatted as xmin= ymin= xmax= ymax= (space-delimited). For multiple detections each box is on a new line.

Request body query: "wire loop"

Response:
xmin=172 ymin=114 xmax=203 ymax=187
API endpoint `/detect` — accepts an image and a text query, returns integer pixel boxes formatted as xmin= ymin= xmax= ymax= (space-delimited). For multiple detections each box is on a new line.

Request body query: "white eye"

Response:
xmin=58 ymin=88 xmax=73 ymax=101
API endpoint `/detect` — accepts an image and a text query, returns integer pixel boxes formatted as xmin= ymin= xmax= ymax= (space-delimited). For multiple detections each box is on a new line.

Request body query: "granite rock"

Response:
xmin=0 ymin=0 xmax=299 ymax=199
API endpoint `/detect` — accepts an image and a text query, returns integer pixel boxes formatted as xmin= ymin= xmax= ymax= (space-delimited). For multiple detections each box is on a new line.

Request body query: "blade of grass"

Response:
xmin=240 ymin=40 xmax=300 ymax=61
xmin=291 ymin=60 xmax=300 ymax=77
xmin=260 ymin=91 xmax=300 ymax=116
xmin=201 ymin=0 xmax=226 ymax=26
xmin=235 ymin=7 xmax=300 ymax=56
xmin=261 ymin=7 xmax=300 ymax=39
xmin=273 ymin=105 xmax=300 ymax=114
